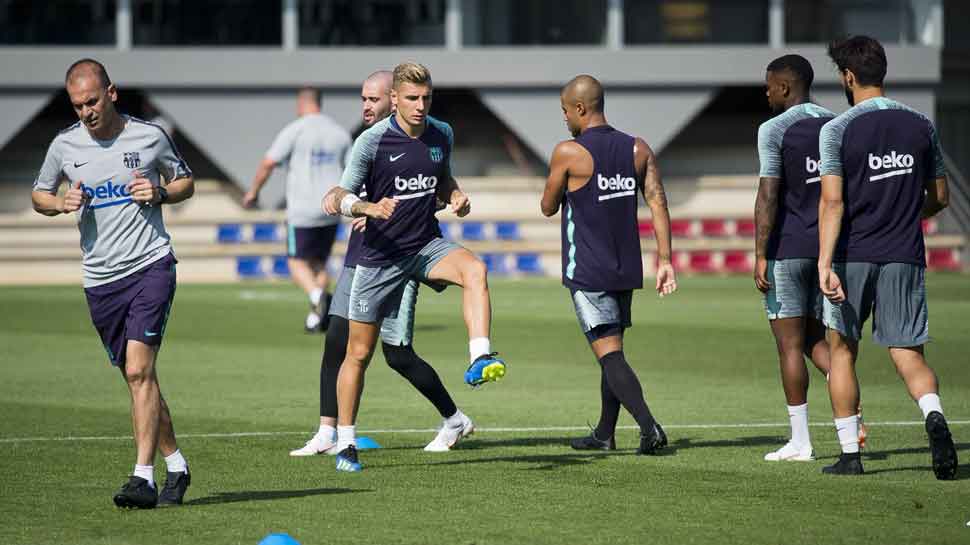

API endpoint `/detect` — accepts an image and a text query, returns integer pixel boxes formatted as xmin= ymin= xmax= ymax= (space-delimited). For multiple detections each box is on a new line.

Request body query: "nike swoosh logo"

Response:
xmin=74 ymin=161 xmax=89 ymax=168
xmin=389 ymin=153 xmax=406 ymax=162
xmin=144 ymin=330 xmax=159 ymax=337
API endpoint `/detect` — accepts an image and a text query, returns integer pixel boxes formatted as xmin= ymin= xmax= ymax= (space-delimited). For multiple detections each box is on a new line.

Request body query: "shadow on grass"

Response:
xmin=669 ymin=435 xmax=785 ymax=453
xmin=815 ymin=442 xmax=970 ymax=462
xmin=185 ymin=488 xmax=370 ymax=506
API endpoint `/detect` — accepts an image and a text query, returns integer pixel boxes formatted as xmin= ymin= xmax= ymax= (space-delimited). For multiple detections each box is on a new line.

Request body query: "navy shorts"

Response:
xmin=287 ymin=224 xmax=338 ymax=261
xmin=84 ymin=253 xmax=177 ymax=367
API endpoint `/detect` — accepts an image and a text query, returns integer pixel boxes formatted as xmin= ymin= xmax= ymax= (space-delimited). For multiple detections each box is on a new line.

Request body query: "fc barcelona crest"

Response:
xmin=123 ymin=152 xmax=140 ymax=169
xmin=429 ymin=146 xmax=443 ymax=163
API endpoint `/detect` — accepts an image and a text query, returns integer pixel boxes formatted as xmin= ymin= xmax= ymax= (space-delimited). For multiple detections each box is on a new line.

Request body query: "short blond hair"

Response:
xmin=393 ymin=62 xmax=432 ymax=89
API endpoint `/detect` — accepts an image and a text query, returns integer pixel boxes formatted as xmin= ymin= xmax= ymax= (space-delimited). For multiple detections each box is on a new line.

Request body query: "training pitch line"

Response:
xmin=1 ymin=420 xmax=967 ymax=444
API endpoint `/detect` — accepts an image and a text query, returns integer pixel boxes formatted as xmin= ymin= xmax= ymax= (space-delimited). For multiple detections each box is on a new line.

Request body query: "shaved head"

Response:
xmin=561 ymin=75 xmax=604 ymax=114
xmin=364 ymin=70 xmax=393 ymax=94
xmin=65 ymin=58 xmax=111 ymax=89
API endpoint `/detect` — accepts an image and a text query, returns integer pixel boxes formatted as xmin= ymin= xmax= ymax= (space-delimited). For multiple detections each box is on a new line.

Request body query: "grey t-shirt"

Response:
xmin=266 ymin=113 xmax=352 ymax=228
xmin=33 ymin=115 xmax=192 ymax=287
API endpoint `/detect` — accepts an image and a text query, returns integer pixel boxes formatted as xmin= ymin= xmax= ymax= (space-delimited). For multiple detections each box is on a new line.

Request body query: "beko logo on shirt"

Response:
xmin=393 ymin=174 xmax=438 ymax=200
xmin=868 ymin=151 xmax=914 ymax=182
xmin=805 ymin=157 xmax=822 ymax=184
xmin=596 ymin=174 xmax=637 ymax=202
xmin=81 ymin=181 xmax=133 ymax=209
xmin=394 ymin=174 xmax=438 ymax=191
xmin=597 ymin=174 xmax=636 ymax=191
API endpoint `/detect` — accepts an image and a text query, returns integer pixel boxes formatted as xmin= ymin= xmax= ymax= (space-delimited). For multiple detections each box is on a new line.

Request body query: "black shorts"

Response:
xmin=287 ymin=224 xmax=338 ymax=261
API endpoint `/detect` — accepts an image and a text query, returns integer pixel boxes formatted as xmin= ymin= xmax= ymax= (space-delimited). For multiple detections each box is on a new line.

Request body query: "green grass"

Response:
xmin=1 ymin=275 xmax=969 ymax=545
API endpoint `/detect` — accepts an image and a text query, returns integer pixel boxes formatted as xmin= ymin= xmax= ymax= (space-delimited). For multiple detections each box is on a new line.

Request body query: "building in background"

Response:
xmin=0 ymin=0 xmax=966 ymax=279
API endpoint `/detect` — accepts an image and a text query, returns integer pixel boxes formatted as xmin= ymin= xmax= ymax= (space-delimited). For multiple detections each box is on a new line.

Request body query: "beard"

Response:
xmin=844 ymin=86 xmax=855 ymax=107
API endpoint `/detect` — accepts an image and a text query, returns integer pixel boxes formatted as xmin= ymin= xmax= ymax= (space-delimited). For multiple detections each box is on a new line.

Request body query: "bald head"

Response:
xmin=364 ymin=70 xmax=393 ymax=93
xmin=561 ymin=75 xmax=604 ymax=114
xmin=65 ymin=58 xmax=111 ymax=89
xmin=560 ymin=75 xmax=607 ymax=137
xmin=361 ymin=70 xmax=394 ymax=127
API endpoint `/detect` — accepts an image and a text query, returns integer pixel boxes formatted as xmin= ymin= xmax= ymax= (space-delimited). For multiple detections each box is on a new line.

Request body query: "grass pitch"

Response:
xmin=1 ymin=275 xmax=968 ymax=545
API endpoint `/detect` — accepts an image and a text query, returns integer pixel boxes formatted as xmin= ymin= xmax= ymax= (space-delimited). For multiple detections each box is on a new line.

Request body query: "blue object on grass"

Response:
xmin=356 ymin=436 xmax=381 ymax=449
xmin=258 ymin=533 xmax=301 ymax=545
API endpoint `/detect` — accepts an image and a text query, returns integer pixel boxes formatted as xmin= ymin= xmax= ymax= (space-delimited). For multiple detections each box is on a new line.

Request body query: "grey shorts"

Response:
xmin=764 ymin=258 xmax=823 ymax=320
xmin=822 ymin=262 xmax=929 ymax=347
xmin=571 ymin=289 xmax=633 ymax=338
xmin=329 ymin=265 xmax=419 ymax=346
xmin=349 ymin=238 xmax=458 ymax=325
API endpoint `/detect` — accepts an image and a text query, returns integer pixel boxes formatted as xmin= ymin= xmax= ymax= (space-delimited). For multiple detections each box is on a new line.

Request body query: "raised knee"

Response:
xmin=463 ymin=258 xmax=488 ymax=286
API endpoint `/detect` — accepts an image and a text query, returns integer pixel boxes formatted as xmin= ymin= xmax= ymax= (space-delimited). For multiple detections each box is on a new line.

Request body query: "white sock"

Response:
xmin=834 ymin=415 xmax=860 ymax=454
xmin=317 ymin=424 xmax=336 ymax=441
xmin=133 ymin=464 xmax=155 ymax=488
xmin=309 ymin=288 xmax=323 ymax=307
xmin=336 ymin=425 xmax=356 ymax=452
xmin=469 ymin=337 xmax=491 ymax=364
xmin=164 ymin=449 xmax=188 ymax=474
xmin=917 ymin=393 xmax=943 ymax=419
xmin=787 ymin=403 xmax=810 ymax=449
xmin=445 ymin=409 xmax=465 ymax=428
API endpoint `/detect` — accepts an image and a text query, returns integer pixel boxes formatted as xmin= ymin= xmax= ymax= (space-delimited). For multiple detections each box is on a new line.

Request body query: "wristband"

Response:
xmin=157 ymin=186 xmax=169 ymax=204
xmin=340 ymin=194 xmax=361 ymax=217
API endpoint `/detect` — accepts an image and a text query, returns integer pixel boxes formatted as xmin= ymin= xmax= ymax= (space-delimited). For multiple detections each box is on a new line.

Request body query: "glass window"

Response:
xmin=462 ymin=0 xmax=607 ymax=46
xmin=625 ymin=0 xmax=769 ymax=44
xmin=132 ymin=0 xmax=281 ymax=46
xmin=300 ymin=0 xmax=444 ymax=46
xmin=0 ymin=0 xmax=116 ymax=45
xmin=786 ymin=0 xmax=917 ymax=44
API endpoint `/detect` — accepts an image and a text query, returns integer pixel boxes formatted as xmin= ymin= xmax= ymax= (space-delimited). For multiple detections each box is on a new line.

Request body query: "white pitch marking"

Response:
xmin=1 ymin=420 xmax=967 ymax=444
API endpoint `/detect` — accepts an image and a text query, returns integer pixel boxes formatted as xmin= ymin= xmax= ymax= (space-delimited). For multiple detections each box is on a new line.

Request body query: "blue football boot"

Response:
xmin=464 ymin=352 xmax=506 ymax=387
xmin=335 ymin=445 xmax=362 ymax=472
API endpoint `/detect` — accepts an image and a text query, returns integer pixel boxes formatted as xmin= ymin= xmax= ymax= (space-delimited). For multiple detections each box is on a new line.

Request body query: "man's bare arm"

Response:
xmin=323 ymin=186 xmax=396 ymax=219
xmin=818 ymin=174 xmax=844 ymax=271
xmin=922 ymin=176 xmax=949 ymax=218
xmin=754 ymin=178 xmax=780 ymax=260
xmin=242 ymin=157 xmax=277 ymax=207
xmin=637 ymin=138 xmax=672 ymax=264
xmin=541 ymin=141 xmax=575 ymax=217
xmin=32 ymin=178 xmax=83 ymax=216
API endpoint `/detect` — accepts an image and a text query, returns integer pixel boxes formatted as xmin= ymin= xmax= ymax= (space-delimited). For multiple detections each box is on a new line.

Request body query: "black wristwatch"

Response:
xmin=157 ymin=186 xmax=169 ymax=205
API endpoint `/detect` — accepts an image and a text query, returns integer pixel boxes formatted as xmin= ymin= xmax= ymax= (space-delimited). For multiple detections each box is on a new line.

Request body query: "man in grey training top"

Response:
xmin=31 ymin=59 xmax=195 ymax=508
xmin=244 ymin=88 xmax=352 ymax=332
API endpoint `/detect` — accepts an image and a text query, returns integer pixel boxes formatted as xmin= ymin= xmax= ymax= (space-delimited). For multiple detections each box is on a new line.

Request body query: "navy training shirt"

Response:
xmin=561 ymin=125 xmax=643 ymax=292
xmin=819 ymin=97 xmax=947 ymax=266
xmin=339 ymin=115 xmax=453 ymax=267
xmin=756 ymin=103 xmax=836 ymax=260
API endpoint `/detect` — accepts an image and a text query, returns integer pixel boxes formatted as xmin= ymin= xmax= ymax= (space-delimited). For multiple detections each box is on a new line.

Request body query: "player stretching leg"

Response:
xmin=293 ymin=71 xmax=471 ymax=457
xmin=324 ymin=63 xmax=505 ymax=471
xmin=243 ymin=88 xmax=351 ymax=333
xmin=754 ymin=54 xmax=839 ymax=462
xmin=31 ymin=59 xmax=193 ymax=507
xmin=818 ymin=36 xmax=957 ymax=478
xmin=543 ymin=75 xmax=673 ymax=455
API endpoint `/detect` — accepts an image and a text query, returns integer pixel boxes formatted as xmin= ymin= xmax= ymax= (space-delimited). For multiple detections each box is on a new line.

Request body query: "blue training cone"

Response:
xmin=258 ymin=533 xmax=301 ymax=545
xmin=356 ymin=436 xmax=381 ymax=450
